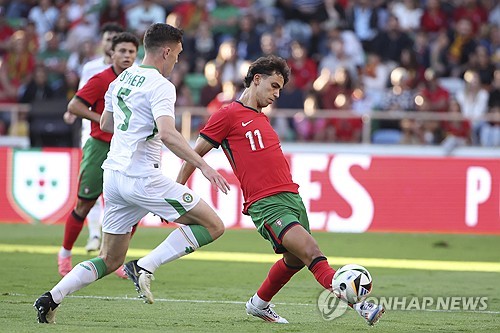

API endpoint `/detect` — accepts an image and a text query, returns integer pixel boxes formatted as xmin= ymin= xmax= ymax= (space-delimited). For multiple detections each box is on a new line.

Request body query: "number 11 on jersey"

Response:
xmin=245 ymin=129 xmax=264 ymax=151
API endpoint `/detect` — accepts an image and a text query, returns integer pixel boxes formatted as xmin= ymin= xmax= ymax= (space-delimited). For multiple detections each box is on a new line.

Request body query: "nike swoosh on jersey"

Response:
xmin=242 ymin=120 xmax=253 ymax=127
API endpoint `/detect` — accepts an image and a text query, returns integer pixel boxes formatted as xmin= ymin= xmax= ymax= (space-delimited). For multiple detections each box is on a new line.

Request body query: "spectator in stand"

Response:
xmin=0 ymin=30 xmax=35 ymax=103
xmin=126 ymin=0 xmax=166 ymax=38
xmin=447 ymin=18 xmax=477 ymax=77
xmin=316 ymin=67 xmax=361 ymax=143
xmin=37 ymin=32 xmax=70 ymax=93
xmin=318 ymin=0 xmax=347 ymax=29
xmin=429 ymin=30 xmax=451 ymax=77
xmin=171 ymin=0 xmax=209 ymax=39
xmin=420 ymin=0 xmax=448 ymax=37
xmin=192 ymin=21 xmax=216 ymax=63
xmin=442 ymin=99 xmax=471 ymax=149
xmin=20 ymin=64 xmax=55 ymax=104
xmin=479 ymin=70 xmax=500 ymax=146
xmin=99 ymin=0 xmax=127 ymax=28
xmin=371 ymin=14 xmax=413 ymax=64
xmin=267 ymin=22 xmax=292 ymax=59
xmin=390 ymin=0 xmax=423 ymax=34
xmin=287 ymin=41 xmax=317 ymax=92
xmin=28 ymin=0 xmax=59 ymax=48
xmin=376 ymin=67 xmax=417 ymax=139
xmin=417 ymin=68 xmax=450 ymax=144
xmin=274 ymin=74 xmax=303 ymax=141
xmin=399 ymin=48 xmax=423 ymax=90
xmin=360 ymin=52 xmax=390 ymax=110
xmin=209 ymin=0 xmax=241 ymax=44
xmin=468 ymin=45 xmax=495 ymax=88
xmin=66 ymin=39 xmax=95 ymax=79
xmin=452 ymin=0 xmax=487 ymax=34
xmin=318 ymin=37 xmax=358 ymax=86
xmin=199 ymin=61 xmax=222 ymax=107
xmin=413 ymin=31 xmax=431 ymax=73
xmin=214 ymin=39 xmax=247 ymax=85
xmin=345 ymin=0 xmax=381 ymax=52
xmin=235 ymin=13 xmax=262 ymax=61
xmin=0 ymin=8 xmax=15 ymax=56
xmin=456 ymin=70 xmax=489 ymax=145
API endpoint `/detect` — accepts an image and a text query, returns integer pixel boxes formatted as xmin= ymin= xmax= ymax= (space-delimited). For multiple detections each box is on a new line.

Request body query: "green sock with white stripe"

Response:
xmin=137 ymin=225 xmax=213 ymax=273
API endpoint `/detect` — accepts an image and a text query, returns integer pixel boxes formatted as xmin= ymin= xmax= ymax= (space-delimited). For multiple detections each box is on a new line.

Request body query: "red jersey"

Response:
xmin=200 ymin=101 xmax=299 ymax=213
xmin=75 ymin=66 xmax=117 ymax=143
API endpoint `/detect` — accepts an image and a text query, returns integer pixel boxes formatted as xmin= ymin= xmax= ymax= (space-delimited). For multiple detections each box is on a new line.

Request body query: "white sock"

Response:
xmin=50 ymin=261 xmax=99 ymax=304
xmin=251 ymin=293 xmax=269 ymax=309
xmin=59 ymin=247 xmax=71 ymax=258
xmin=87 ymin=200 xmax=102 ymax=240
xmin=137 ymin=226 xmax=200 ymax=273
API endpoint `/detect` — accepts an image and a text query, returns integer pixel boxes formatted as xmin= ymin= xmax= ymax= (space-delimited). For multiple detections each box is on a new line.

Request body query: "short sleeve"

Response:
xmin=104 ymin=79 xmax=116 ymax=113
xmin=150 ymin=81 xmax=176 ymax=120
xmin=200 ymin=107 xmax=231 ymax=148
xmin=76 ymin=74 xmax=106 ymax=107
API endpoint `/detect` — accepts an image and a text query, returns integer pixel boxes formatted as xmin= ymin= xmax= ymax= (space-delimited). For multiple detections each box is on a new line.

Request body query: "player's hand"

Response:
xmin=63 ymin=111 xmax=77 ymax=124
xmin=200 ymin=165 xmax=230 ymax=194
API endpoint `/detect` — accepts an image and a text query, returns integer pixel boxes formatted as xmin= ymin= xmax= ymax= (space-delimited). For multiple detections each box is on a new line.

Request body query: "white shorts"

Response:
xmin=102 ymin=169 xmax=200 ymax=234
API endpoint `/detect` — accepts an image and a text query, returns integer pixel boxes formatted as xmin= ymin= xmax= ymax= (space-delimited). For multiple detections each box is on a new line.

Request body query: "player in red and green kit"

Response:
xmin=177 ymin=55 xmax=385 ymax=325
xmin=57 ymin=32 xmax=140 ymax=278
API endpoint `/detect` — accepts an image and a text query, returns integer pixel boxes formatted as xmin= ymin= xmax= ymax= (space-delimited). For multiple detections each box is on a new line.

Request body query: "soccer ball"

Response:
xmin=332 ymin=264 xmax=373 ymax=304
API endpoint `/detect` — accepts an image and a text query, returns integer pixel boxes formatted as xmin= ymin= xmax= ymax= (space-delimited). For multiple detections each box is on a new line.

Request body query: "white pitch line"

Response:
xmin=15 ymin=293 xmax=500 ymax=315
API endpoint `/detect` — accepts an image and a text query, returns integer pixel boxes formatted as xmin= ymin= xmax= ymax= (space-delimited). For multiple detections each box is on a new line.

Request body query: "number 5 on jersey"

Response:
xmin=117 ymin=87 xmax=132 ymax=131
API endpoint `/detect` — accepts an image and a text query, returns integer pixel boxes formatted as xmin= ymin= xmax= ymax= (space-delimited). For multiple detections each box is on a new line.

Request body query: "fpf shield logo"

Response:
xmin=8 ymin=150 xmax=74 ymax=222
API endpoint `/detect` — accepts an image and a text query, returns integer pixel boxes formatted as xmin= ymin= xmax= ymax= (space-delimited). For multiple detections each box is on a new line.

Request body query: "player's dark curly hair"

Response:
xmin=143 ymin=23 xmax=183 ymax=51
xmin=100 ymin=22 xmax=125 ymax=35
xmin=111 ymin=32 xmax=140 ymax=51
xmin=243 ymin=55 xmax=290 ymax=88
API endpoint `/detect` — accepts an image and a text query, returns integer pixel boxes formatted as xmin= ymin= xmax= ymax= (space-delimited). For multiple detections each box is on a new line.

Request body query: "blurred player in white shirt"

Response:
xmin=63 ymin=23 xmax=124 ymax=252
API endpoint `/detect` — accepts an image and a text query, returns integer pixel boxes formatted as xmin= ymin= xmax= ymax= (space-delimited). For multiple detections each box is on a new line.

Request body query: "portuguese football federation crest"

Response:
xmin=10 ymin=150 xmax=71 ymax=221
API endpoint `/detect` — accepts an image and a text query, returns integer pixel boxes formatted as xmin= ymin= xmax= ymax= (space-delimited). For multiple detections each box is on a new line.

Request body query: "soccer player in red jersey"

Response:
xmin=177 ymin=55 xmax=385 ymax=325
xmin=57 ymin=32 xmax=140 ymax=279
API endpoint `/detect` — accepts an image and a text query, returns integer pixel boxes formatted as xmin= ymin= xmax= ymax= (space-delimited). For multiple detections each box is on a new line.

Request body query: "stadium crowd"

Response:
xmin=0 ymin=0 xmax=498 ymax=146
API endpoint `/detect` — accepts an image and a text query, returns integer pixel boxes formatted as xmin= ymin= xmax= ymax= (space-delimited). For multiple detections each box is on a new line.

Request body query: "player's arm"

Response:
xmin=157 ymin=115 xmax=228 ymax=194
xmin=67 ymin=96 xmax=101 ymax=123
xmin=100 ymin=110 xmax=114 ymax=133
xmin=176 ymin=136 xmax=215 ymax=185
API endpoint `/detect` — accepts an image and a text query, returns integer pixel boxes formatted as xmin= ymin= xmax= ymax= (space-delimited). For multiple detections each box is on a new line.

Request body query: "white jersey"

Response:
xmin=102 ymin=65 xmax=176 ymax=177
xmin=79 ymin=56 xmax=110 ymax=89
xmin=79 ymin=56 xmax=111 ymax=147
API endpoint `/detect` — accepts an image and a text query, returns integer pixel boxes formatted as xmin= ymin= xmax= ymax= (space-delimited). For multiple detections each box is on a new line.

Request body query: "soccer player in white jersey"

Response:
xmin=34 ymin=23 xmax=230 ymax=323
xmin=62 ymin=23 xmax=124 ymax=253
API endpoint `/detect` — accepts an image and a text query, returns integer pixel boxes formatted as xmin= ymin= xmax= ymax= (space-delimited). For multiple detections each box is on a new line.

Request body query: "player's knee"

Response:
xmin=209 ymin=218 xmax=225 ymax=240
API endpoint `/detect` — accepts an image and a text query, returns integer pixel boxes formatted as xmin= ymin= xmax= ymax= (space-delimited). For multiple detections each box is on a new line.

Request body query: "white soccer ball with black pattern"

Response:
xmin=332 ymin=264 xmax=373 ymax=304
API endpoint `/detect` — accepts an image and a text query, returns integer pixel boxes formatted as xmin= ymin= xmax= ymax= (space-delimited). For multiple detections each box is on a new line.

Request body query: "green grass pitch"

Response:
xmin=0 ymin=223 xmax=499 ymax=332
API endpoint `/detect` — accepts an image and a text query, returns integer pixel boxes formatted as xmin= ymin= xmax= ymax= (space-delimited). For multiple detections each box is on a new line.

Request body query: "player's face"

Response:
xmin=162 ymin=42 xmax=183 ymax=77
xmin=111 ymin=42 xmax=137 ymax=71
xmin=102 ymin=31 xmax=119 ymax=57
xmin=255 ymin=73 xmax=284 ymax=108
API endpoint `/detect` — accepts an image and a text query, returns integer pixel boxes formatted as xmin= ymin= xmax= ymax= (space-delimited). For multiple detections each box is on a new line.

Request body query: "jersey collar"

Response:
xmin=235 ymin=100 xmax=260 ymax=113
xmin=139 ymin=64 xmax=160 ymax=73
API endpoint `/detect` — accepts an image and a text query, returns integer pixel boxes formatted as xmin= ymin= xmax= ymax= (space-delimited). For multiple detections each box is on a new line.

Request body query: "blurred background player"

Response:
xmin=177 ymin=55 xmax=384 ymax=325
xmin=58 ymin=31 xmax=139 ymax=279
xmin=63 ymin=23 xmax=125 ymax=253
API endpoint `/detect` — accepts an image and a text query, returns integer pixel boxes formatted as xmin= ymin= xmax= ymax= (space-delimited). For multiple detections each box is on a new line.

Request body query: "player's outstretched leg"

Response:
xmin=58 ymin=210 xmax=86 ymax=276
xmin=124 ymin=260 xmax=155 ymax=304
xmin=85 ymin=199 xmax=103 ymax=252
xmin=245 ymin=258 xmax=303 ymax=323
xmin=245 ymin=297 xmax=289 ymax=323
xmin=33 ymin=292 xmax=59 ymax=324
xmin=353 ymin=301 xmax=385 ymax=325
